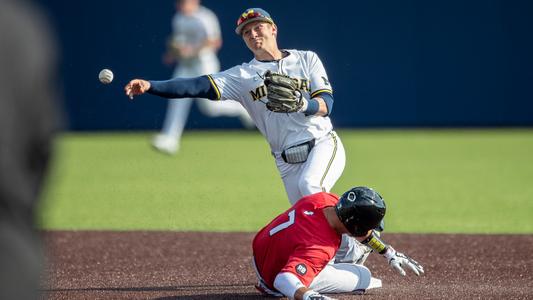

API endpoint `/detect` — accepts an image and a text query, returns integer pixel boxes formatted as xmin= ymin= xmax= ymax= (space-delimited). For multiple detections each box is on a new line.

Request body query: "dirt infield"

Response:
xmin=41 ymin=232 xmax=533 ymax=299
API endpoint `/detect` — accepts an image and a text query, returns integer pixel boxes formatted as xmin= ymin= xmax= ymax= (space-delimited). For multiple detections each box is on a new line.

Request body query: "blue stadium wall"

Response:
xmin=39 ymin=0 xmax=533 ymax=130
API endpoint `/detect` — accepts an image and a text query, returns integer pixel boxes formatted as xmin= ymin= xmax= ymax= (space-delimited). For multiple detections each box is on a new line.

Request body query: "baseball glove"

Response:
xmin=263 ymin=71 xmax=303 ymax=113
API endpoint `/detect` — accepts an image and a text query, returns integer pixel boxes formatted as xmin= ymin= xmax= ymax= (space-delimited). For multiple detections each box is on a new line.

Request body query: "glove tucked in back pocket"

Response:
xmin=281 ymin=139 xmax=315 ymax=164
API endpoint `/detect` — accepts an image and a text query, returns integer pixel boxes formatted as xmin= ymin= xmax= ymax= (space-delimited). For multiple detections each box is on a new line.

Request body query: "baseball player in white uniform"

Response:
xmin=125 ymin=7 xmax=370 ymax=265
xmin=153 ymin=0 xmax=253 ymax=154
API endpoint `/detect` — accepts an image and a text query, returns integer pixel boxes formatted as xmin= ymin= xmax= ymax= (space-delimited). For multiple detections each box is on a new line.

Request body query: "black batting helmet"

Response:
xmin=335 ymin=186 xmax=386 ymax=236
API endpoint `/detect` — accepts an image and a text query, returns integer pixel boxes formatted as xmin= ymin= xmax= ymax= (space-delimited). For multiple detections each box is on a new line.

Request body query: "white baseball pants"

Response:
xmin=309 ymin=263 xmax=382 ymax=293
xmin=275 ymin=131 xmax=346 ymax=205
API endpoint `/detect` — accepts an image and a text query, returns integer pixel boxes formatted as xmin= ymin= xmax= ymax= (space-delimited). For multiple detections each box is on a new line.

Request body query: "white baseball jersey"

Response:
xmin=210 ymin=49 xmax=334 ymax=154
xmin=171 ymin=6 xmax=220 ymax=67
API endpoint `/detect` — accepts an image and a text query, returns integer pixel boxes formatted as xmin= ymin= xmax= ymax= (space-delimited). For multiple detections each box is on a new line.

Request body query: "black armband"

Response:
xmin=361 ymin=230 xmax=390 ymax=254
xmin=147 ymin=75 xmax=219 ymax=100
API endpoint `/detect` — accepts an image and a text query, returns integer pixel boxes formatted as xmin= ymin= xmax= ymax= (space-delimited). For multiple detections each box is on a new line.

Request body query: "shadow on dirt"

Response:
xmin=43 ymin=284 xmax=266 ymax=299
xmin=153 ymin=295 xmax=264 ymax=300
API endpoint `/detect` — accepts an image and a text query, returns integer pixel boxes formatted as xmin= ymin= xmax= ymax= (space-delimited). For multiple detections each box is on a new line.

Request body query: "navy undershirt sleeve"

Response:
xmin=319 ymin=92 xmax=334 ymax=115
xmin=309 ymin=92 xmax=334 ymax=116
xmin=147 ymin=75 xmax=218 ymax=100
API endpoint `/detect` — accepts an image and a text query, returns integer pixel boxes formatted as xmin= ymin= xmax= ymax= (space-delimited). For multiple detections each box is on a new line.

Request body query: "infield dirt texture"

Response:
xmin=42 ymin=231 xmax=533 ymax=299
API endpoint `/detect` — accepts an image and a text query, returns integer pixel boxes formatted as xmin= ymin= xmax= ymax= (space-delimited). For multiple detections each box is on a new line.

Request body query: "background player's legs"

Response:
xmin=153 ymin=98 xmax=193 ymax=154
xmin=196 ymin=99 xmax=255 ymax=129
xmin=298 ymin=131 xmax=346 ymax=196
xmin=309 ymin=263 xmax=381 ymax=294
xmin=153 ymin=66 xmax=195 ymax=154
xmin=194 ymin=58 xmax=254 ymax=128
xmin=197 ymin=99 xmax=253 ymax=125
xmin=195 ymin=94 xmax=254 ymax=129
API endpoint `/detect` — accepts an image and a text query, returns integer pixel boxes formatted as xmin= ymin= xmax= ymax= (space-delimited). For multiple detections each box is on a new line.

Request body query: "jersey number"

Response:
xmin=269 ymin=209 xmax=295 ymax=236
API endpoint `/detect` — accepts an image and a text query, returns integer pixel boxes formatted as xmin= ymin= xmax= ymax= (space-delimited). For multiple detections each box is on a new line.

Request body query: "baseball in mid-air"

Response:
xmin=98 ymin=68 xmax=114 ymax=84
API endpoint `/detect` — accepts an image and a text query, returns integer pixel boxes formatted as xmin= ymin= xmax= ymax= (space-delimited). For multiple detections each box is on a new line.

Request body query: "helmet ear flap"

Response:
xmin=335 ymin=187 xmax=386 ymax=236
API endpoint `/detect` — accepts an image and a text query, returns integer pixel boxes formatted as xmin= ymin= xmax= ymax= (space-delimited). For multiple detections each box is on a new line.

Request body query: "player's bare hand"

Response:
xmin=124 ymin=79 xmax=151 ymax=100
xmin=384 ymin=247 xmax=424 ymax=276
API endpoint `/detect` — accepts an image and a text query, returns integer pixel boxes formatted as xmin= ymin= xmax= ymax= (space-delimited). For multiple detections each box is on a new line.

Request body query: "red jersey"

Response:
xmin=252 ymin=192 xmax=341 ymax=290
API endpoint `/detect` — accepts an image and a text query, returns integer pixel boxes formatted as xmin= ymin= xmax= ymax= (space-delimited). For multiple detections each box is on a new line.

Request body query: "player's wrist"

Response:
xmin=301 ymin=98 xmax=319 ymax=115
xmin=383 ymin=246 xmax=396 ymax=261
xmin=299 ymin=98 xmax=309 ymax=112
xmin=361 ymin=230 xmax=389 ymax=255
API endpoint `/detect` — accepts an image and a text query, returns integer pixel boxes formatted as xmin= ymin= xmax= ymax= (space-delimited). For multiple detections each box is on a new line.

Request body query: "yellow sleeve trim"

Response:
xmin=311 ymin=89 xmax=333 ymax=98
xmin=207 ymin=75 xmax=221 ymax=100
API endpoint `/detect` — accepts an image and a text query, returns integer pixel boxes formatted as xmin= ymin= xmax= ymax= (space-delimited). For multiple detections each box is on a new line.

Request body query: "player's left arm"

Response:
xmin=303 ymin=92 xmax=333 ymax=117
xmin=357 ymin=230 xmax=425 ymax=276
xmin=274 ymin=272 xmax=336 ymax=300
xmin=274 ymin=250 xmax=335 ymax=300
xmin=306 ymin=51 xmax=334 ymax=117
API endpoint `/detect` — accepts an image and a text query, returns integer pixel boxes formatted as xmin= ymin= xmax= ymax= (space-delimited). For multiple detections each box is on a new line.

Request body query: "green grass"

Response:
xmin=38 ymin=129 xmax=533 ymax=233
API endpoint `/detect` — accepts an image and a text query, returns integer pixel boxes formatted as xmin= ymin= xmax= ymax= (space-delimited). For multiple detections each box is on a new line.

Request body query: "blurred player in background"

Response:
xmin=0 ymin=0 xmax=60 ymax=298
xmin=125 ymin=7 xmax=372 ymax=265
xmin=153 ymin=0 xmax=253 ymax=154
xmin=253 ymin=187 xmax=423 ymax=300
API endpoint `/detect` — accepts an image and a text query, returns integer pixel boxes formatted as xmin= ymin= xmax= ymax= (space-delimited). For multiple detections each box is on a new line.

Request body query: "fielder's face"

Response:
xmin=241 ymin=21 xmax=277 ymax=53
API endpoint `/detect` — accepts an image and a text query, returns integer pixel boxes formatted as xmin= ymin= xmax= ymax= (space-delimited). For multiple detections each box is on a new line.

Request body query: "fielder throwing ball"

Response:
xmin=253 ymin=187 xmax=424 ymax=300
xmin=126 ymin=8 xmax=373 ymax=264
xmin=125 ymin=7 xmax=344 ymax=205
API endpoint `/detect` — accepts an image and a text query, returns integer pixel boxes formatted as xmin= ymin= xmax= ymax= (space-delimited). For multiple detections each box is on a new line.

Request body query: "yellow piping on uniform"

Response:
xmin=207 ymin=75 xmax=221 ymax=100
xmin=311 ymin=89 xmax=333 ymax=98
xmin=320 ymin=132 xmax=337 ymax=191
